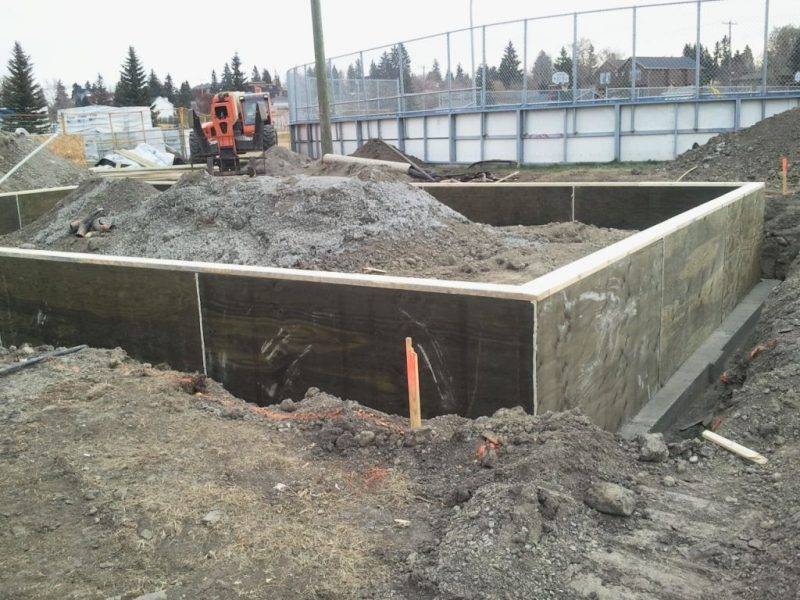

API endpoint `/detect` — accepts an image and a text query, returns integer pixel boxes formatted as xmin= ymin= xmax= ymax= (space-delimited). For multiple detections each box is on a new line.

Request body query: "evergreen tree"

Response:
xmin=1 ymin=42 xmax=49 ymax=132
xmin=115 ymin=46 xmax=148 ymax=106
xmin=251 ymin=66 xmax=261 ymax=82
xmin=427 ymin=59 xmax=443 ymax=85
xmin=230 ymin=52 xmax=247 ymax=90
xmin=454 ymin=63 xmax=467 ymax=86
xmin=369 ymin=60 xmax=379 ymax=79
xmin=70 ymin=82 xmax=81 ymax=103
xmin=210 ymin=70 xmax=220 ymax=93
xmin=92 ymin=74 xmax=111 ymax=105
xmin=497 ymin=41 xmax=523 ymax=88
xmin=177 ymin=80 xmax=192 ymax=108
xmin=683 ymin=43 xmax=715 ymax=84
xmin=53 ymin=79 xmax=70 ymax=109
xmin=147 ymin=69 xmax=162 ymax=100
xmin=553 ymin=47 xmax=573 ymax=84
xmin=273 ymin=74 xmax=281 ymax=91
xmin=390 ymin=43 xmax=412 ymax=92
xmin=262 ymin=68 xmax=272 ymax=84
xmin=162 ymin=73 xmax=175 ymax=102
xmin=530 ymin=50 xmax=554 ymax=89
xmin=221 ymin=63 xmax=233 ymax=89
xmin=49 ymin=79 xmax=71 ymax=120
xmin=346 ymin=63 xmax=357 ymax=80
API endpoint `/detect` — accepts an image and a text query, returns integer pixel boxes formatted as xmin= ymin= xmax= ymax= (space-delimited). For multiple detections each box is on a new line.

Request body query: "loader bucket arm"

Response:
xmin=192 ymin=110 xmax=212 ymax=156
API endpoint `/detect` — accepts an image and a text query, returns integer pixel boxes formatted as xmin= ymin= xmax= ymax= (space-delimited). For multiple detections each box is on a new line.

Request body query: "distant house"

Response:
xmin=597 ymin=56 xmax=696 ymax=88
xmin=596 ymin=58 xmax=626 ymax=88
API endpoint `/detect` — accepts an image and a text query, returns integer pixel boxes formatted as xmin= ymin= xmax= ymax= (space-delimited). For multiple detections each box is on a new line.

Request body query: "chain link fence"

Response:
xmin=288 ymin=0 xmax=800 ymax=123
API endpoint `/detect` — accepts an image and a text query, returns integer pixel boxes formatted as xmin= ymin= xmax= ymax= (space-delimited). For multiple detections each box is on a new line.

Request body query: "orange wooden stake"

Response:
xmin=781 ymin=156 xmax=789 ymax=196
xmin=405 ymin=337 xmax=422 ymax=430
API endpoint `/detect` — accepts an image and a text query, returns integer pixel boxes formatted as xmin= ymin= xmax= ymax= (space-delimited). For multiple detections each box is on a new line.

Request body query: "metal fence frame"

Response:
xmin=288 ymin=0 xmax=800 ymax=124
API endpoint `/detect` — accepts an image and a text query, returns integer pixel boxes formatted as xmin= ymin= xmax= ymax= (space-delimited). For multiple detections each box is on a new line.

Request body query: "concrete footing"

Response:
xmin=620 ymin=279 xmax=779 ymax=438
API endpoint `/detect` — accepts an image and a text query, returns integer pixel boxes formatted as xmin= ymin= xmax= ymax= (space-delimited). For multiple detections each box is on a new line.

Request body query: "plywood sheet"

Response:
xmin=659 ymin=209 xmax=727 ymax=383
xmin=574 ymin=185 xmax=737 ymax=230
xmin=0 ymin=256 xmax=203 ymax=371
xmin=198 ymin=274 xmax=534 ymax=418
xmin=535 ymin=241 xmax=663 ymax=431
xmin=422 ymin=185 xmax=572 ymax=226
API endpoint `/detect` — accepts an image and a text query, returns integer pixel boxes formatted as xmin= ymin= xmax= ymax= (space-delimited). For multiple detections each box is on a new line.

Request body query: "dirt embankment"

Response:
xmin=0 ymin=132 xmax=88 ymax=192
xmin=2 ymin=334 xmax=798 ymax=599
xmin=3 ymin=173 xmax=633 ymax=284
xmin=665 ymin=107 xmax=800 ymax=186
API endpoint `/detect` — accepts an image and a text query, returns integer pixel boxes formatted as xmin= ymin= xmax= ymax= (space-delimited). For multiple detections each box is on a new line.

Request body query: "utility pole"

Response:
xmin=722 ymin=20 xmax=737 ymax=87
xmin=310 ymin=0 xmax=333 ymax=155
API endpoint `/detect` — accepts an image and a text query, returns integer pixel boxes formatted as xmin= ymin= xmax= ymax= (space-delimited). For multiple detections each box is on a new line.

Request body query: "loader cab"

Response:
xmin=242 ymin=93 xmax=272 ymax=125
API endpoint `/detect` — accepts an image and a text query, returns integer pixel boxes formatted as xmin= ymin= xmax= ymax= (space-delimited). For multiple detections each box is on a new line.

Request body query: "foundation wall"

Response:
xmin=0 ymin=182 xmax=765 ymax=431
xmin=529 ymin=184 xmax=764 ymax=430
xmin=0 ymin=252 xmax=534 ymax=419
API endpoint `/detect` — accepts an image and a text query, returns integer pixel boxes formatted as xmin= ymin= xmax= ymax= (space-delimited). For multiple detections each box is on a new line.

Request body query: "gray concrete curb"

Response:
xmin=620 ymin=278 xmax=779 ymax=439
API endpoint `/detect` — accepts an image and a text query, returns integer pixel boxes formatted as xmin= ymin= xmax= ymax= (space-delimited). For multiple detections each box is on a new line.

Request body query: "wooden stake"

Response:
xmin=405 ymin=337 xmax=422 ymax=430
xmin=780 ymin=156 xmax=789 ymax=196
xmin=702 ymin=430 xmax=768 ymax=465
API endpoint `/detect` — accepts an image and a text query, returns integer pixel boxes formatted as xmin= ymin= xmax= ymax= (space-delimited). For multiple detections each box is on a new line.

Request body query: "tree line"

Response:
xmin=316 ymin=27 xmax=800 ymax=95
xmin=0 ymin=42 xmax=286 ymax=133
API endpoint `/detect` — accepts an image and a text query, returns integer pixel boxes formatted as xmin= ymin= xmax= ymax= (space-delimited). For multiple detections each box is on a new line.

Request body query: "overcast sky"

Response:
xmin=1 ymin=0 xmax=795 ymax=95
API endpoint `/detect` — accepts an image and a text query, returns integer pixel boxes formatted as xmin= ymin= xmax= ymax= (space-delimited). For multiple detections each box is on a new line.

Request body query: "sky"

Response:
xmin=0 ymin=0 xmax=795 ymax=97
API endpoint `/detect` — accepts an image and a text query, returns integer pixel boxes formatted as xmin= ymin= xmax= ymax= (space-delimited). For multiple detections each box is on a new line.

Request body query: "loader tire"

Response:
xmin=262 ymin=124 xmax=278 ymax=151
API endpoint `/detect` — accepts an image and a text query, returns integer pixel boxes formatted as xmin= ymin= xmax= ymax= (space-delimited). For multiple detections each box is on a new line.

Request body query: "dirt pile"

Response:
xmin=351 ymin=138 xmax=424 ymax=166
xmin=249 ymin=145 xmax=313 ymax=176
xmin=5 ymin=172 xmax=633 ymax=283
xmin=2 ymin=340 xmax=796 ymax=598
xmin=0 ymin=131 xmax=88 ymax=192
xmin=7 ymin=178 xmax=160 ymax=251
xmin=668 ymin=107 xmax=800 ymax=186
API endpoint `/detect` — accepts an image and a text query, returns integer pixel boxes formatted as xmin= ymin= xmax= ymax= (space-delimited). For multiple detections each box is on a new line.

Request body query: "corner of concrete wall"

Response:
xmin=534 ymin=240 xmax=664 ymax=431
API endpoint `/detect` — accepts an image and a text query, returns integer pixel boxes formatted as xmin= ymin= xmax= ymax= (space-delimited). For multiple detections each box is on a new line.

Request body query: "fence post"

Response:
xmin=481 ymin=25 xmax=487 ymax=108
xmin=631 ymin=7 xmax=637 ymax=100
xmin=447 ymin=32 xmax=453 ymax=111
xmin=522 ymin=19 xmax=528 ymax=105
xmin=694 ymin=0 xmax=701 ymax=97
xmin=359 ymin=50 xmax=366 ymax=115
xmin=762 ymin=0 xmax=770 ymax=96
xmin=572 ymin=13 xmax=578 ymax=102
xmin=398 ymin=44 xmax=405 ymax=115
xmin=304 ymin=67 xmax=312 ymax=122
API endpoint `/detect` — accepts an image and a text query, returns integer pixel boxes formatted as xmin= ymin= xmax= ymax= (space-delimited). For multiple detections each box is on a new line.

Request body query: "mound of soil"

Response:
xmin=4 ymin=173 xmax=633 ymax=283
xmin=0 ymin=132 xmax=87 ymax=192
xmin=351 ymin=138 xmax=424 ymax=166
xmin=250 ymin=145 xmax=313 ymax=176
xmin=668 ymin=107 xmax=800 ymax=186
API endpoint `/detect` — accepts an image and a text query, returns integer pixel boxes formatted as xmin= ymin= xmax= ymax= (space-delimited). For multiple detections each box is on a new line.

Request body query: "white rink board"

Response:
xmin=293 ymin=96 xmax=800 ymax=164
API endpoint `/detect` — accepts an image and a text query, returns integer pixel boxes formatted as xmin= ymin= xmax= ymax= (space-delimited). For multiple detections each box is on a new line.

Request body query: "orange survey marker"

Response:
xmin=405 ymin=337 xmax=422 ymax=430
xmin=781 ymin=156 xmax=789 ymax=196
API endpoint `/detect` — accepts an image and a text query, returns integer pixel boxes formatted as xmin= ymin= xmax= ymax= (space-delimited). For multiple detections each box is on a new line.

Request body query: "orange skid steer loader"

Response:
xmin=191 ymin=91 xmax=278 ymax=174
